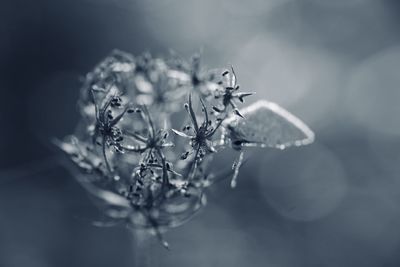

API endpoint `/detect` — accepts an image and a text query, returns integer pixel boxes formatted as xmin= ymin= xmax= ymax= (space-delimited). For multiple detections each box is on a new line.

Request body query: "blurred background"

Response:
xmin=2 ymin=0 xmax=400 ymax=266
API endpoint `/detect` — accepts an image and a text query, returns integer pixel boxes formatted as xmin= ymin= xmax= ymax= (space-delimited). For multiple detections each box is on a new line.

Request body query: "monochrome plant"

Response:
xmin=57 ymin=50 xmax=315 ymax=249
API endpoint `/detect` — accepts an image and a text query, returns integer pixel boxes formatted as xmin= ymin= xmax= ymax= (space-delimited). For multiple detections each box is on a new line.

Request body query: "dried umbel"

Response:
xmin=57 ymin=50 xmax=314 ymax=248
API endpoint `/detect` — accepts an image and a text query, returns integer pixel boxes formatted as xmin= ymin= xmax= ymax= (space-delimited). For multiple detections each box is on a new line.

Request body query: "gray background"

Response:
xmin=1 ymin=0 xmax=400 ymax=266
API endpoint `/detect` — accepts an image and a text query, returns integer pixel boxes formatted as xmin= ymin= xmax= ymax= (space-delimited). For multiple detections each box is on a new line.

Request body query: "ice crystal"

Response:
xmin=57 ymin=50 xmax=315 ymax=248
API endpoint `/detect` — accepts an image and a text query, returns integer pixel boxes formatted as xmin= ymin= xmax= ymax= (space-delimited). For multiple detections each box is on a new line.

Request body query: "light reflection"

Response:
xmin=233 ymin=35 xmax=337 ymax=109
xmin=345 ymin=47 xmax=400 ymax=135
xmin=257 ymin=144 xmax=347 ymax=221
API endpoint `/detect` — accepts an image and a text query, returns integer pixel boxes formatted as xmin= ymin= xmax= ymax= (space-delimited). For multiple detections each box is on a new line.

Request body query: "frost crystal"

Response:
xmin=57 ymin=50 xmax=315 ymax=248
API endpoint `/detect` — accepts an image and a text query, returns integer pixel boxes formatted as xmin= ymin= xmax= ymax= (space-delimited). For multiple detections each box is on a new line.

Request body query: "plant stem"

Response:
xmin=132 ymin=229 xmax=152 ymax=267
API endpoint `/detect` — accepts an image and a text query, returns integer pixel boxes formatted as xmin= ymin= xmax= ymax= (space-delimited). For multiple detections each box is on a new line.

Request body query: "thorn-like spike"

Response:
xmin=213 ymin=106 xmax=222 ymax=113
xmin=172 ymin=129 xmax=191 ymax=138
xmin=234 ymin=109 xmax=244 ymax=118
xmin=187 ymin=94 xmax=199 ymax=132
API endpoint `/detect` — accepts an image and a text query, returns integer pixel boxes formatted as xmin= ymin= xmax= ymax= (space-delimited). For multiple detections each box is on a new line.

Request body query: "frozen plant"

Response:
xmin=56 ymin=50 xmax=315 ymax=248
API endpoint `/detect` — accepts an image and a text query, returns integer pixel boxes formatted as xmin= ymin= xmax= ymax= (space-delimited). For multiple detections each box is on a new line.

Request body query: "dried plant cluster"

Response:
xmin=57 ymin=50 xmax=315 ymax=248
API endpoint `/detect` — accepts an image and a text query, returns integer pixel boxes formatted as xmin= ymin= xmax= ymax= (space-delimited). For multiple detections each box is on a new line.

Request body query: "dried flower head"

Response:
xmin=57 ymin=50 xmax=315 ymax=249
